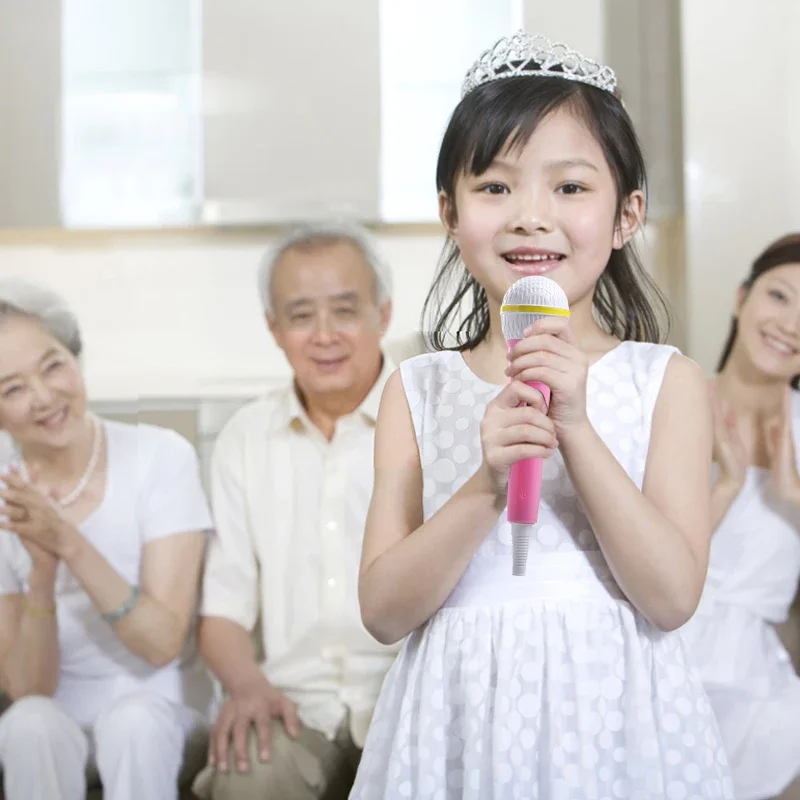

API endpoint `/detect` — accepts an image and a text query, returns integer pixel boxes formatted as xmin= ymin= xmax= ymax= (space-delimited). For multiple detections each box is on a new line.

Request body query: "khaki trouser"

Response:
xmin=192 ymin=716 xmax=361 ymax=800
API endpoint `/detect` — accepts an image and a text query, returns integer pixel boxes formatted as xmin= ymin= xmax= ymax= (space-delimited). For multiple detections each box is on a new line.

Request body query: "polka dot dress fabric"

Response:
xmin=349 ymin=344 xmax=735 ymax=800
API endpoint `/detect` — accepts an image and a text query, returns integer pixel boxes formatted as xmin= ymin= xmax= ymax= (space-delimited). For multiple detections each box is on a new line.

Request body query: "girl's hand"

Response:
xmin=477 ymin=379 xmax=558 ymax=496
xmin=765 ymin=386 xmax=800 ymax=507
xmin=0 ymin=466 xmax=73 ymax=567
xmin=710 ymin=384 xmax=749 ymax=490
xmin=505 ymin=317 xmax=589 ymax=434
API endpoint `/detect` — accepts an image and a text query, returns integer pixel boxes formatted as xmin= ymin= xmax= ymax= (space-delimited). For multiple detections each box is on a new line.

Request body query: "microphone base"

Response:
xmin=511 ymin=522 xmax=531 ymax=576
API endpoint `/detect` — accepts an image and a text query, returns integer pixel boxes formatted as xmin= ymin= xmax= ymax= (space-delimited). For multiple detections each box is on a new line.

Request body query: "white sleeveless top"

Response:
xmin=350 ymin=342 xmax=735 ymax=800
xmin=680 ymin=391 xmax=800 ymax=800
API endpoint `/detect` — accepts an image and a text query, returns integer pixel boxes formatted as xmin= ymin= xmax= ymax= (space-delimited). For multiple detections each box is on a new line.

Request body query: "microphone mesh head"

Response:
xmin=501 ymin=276 xmax=570 ymax=341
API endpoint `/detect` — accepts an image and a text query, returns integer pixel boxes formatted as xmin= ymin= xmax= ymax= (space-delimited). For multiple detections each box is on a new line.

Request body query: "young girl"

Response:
xmin=681 ymin=234 xmax=800 ymax=800
xmin=350 ymin=31 xmax=734 ymax=799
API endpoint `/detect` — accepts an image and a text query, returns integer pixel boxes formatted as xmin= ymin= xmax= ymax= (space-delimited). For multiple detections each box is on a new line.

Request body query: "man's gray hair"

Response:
xmin=0 ymin=278 xmax=83 ymax=358
xmin=257 ymin=221 xmax=393 ymax=314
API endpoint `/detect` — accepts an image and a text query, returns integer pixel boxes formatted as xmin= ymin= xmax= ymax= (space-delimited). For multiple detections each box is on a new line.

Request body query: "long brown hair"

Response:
xmin=716 ymin=233 xmax=800 ymax=389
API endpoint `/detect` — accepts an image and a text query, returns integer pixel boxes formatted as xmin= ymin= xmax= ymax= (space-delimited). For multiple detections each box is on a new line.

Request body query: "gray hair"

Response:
xmin=257 ymin=221 xmax=393 ymax=314
xmin=0 ymin=278 xmax=83 ymax=358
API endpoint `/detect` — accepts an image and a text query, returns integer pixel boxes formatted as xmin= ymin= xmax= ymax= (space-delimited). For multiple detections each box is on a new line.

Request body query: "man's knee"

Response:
xmin=208 ymin=722 xmax=320 ymax=800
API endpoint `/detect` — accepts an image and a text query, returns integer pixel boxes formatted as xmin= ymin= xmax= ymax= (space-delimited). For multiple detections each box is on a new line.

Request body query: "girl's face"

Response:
xmin=440 ymin=107 xmax=643 ymax=313
xmin=734 ymin=263 xmax=800 ymax=383
xmin=0 ymin=315 xmax=88 ymax=452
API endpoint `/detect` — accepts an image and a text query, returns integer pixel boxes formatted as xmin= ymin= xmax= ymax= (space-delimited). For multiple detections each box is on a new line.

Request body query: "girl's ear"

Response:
xmin=612 ymin=190 xmax=645 ymax=250
xmin=439 ymin=192 xmax=457 ymax=234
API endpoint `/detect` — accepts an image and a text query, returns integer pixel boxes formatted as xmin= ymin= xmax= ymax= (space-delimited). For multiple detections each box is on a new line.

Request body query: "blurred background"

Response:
xmin=0 ymin=0 xmax=797 ymax=484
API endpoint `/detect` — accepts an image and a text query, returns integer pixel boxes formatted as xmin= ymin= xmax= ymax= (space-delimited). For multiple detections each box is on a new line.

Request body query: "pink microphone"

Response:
xmin=500 ymin=276 xmax=570 ymax=576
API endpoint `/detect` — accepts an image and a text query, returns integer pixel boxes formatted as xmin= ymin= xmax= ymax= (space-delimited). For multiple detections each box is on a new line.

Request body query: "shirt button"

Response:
xmin=327 ymin=577 xmax=337 ymax=588
xmin=326 ymin=520 xmax=337 ymax=532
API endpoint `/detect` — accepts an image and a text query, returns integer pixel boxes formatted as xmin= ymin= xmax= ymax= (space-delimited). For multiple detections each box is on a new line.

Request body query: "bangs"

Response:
xmin=437 ymin=77 xmax=589 ymax=186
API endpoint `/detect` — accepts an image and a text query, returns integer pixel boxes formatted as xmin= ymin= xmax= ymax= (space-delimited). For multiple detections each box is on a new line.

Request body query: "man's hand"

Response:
xmin=208 ymin=679 xmax=301 ymax=773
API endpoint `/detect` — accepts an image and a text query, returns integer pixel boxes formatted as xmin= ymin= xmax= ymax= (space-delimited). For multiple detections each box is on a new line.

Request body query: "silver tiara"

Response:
xmin=461 ymin=31 xmax=617 ymax=98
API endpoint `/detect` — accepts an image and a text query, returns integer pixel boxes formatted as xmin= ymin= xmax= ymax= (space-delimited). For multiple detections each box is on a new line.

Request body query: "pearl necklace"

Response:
xmin=20 ymin=413 xmax=102 ymax=507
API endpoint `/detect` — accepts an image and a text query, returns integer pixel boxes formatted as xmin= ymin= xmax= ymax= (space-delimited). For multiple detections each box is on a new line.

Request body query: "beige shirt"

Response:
xmin=200 ymin=356 xmax=401 ymax=747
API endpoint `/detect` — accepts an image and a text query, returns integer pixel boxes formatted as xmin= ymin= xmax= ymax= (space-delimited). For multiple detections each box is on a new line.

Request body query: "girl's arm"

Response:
xmin=558 ymin=354 xmax=713 ymax=631
xmin=358 ymin=371 xmax=502 ymax=645
xmin=358 ymin=369 xmax=555 ymax=645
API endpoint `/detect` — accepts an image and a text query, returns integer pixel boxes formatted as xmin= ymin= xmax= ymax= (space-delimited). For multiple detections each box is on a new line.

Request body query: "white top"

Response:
xmin=350 ymin=344 xmax=734 ymax=800
xmin=0 ymin=420 xmax=214 ymax=726
xmin=199 ymin=356 xmax=402 ymax=747
xmin=680 ymin=390 xmax=800 ymax=800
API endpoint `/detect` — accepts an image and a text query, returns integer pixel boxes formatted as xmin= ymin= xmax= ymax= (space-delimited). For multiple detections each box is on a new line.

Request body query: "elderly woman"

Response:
xmin=0 ymin=280 xmax=213 ymax=800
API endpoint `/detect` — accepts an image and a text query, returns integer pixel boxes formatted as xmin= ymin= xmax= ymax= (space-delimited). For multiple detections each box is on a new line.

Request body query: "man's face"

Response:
xmin=267 ymin=239 xmax=391 ymax=399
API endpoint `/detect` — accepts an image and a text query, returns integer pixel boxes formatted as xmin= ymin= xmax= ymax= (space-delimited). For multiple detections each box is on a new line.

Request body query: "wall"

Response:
xmin=523 ymin=0 xmax=605 ymax=62
xmin=681 ymin=0 xmax=799 ymax=373
xmin=0 ymin=221 xmax=678 ymax=403
xmin=202 ymin=0 xmax=381 ymax=224
xmin=2 ymin=0 xmax=796 ymax=398
xmin=0 ymin=1 xmax=61 ymax=227
xmin=0 ymin=228 xmax=444 ymax=401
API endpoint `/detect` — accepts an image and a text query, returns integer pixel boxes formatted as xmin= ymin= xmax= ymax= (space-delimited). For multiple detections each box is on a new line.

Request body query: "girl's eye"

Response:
xmin=768 ymin=289 xmax=787 ymax=303
xmin=558 ymin=183 xmax=585 ymax=195
xmin=480 ymin=183 xmax=508 ymax=195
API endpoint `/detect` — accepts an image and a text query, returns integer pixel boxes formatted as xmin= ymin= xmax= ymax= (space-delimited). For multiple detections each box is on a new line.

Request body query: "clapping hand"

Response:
xmin=710 ymin=385 xmax=749 ymax=490
xmin=765 ymin=386 xmax=800 ymax=506
xmin=0 ymin=465 xmax=69 ymax=571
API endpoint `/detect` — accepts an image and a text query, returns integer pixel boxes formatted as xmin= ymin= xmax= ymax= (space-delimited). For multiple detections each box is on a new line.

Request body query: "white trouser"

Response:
xmin=0 ymin=691 xmax=202 ymax=800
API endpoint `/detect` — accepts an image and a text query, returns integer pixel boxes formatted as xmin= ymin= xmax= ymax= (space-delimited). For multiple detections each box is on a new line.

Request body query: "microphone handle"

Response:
xmin=507 ymin=380 xmax=550 ymax=576
xmin=506 ymin=379 xmax=550 ymax=523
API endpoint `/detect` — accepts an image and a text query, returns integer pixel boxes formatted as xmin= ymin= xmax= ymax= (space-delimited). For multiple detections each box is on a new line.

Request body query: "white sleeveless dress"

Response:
xmin=680 ymin=391 xmax=800 ymax=800
xmin=350 ymin=343 xmax=734 ymax=800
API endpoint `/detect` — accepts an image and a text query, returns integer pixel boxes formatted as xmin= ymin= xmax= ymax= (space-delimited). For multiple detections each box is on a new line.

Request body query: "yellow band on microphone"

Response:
xmin=500 ymin=304 xmax=570 ymax=316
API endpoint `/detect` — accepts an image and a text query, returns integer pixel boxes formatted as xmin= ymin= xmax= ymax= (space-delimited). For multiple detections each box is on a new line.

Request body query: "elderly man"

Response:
xmin=192 ymin=222 xmax=409 ymax=800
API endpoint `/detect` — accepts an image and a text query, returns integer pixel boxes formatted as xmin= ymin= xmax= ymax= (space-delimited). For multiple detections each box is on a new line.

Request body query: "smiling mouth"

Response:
xmin=762 ymin=333 xmax=798 ymax=357
xmin=36 ymin=407 xmax=68 ymax=430
xmin=503 ymin=251 xmax=565 ymax=272
xmin=313 ymin=357 xmax=347 ymax=370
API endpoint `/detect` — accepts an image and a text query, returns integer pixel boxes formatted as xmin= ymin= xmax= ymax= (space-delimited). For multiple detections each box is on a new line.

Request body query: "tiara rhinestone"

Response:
xmin=461 ymin=30 xmax=617 ymax=98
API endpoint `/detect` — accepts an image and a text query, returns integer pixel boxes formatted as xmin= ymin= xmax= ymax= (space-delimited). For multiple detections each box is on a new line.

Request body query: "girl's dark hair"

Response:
xmin=716 ymin=232 xmax=800 ymax=389
xmin=421 ymin=75 xmax=671 ymax=351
